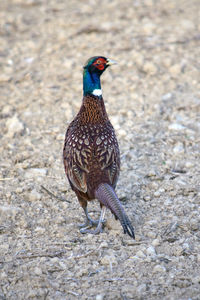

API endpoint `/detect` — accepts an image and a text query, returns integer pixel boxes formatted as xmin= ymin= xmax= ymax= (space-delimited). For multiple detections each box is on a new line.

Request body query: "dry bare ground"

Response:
xmin=0 ymin=0 xmax=200 ymax=299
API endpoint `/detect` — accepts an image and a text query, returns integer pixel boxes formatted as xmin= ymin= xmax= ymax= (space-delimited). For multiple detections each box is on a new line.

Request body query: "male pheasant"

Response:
xmin=63 ymin=56 xmax=135 ymax=238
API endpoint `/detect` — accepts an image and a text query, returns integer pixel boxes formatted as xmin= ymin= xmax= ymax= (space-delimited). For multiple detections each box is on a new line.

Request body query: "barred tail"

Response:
xmin=95 ymin=183 xmax=135 ymax=239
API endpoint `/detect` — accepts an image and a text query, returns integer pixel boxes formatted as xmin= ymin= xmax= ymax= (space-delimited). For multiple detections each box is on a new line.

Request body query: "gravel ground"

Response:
xmin=0 ymin=0 xmax=200 ymax=299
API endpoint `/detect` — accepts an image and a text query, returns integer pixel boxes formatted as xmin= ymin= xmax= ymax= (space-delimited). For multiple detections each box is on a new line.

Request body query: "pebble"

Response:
xmin=142 ymin=21 xmax=156 ymax=34
xmin=118 ymin=128 xmax=127 ymax=137
xmin=137 ymin=283 xmax=147 ymax=294
xmin=173 ymin=246 xmax=183 ymax=256
xmin=100 ymin=241 xmax=108 ymax=248
xmin=34 ymin=227 xmax=46 ymax=234
xmin=143 ymin=62 xmax=157 ymax=75
xmin=153 ymin=265 xmax=166 ymax=273
xmin=25 ymin=168 xmax=47 ymax=179
xmin=146 ymin=246 xmax=157 ymax=257
xmin=0 ymin=205 xmax=21 ymax=215
xmin=6 ymin=115 xmax=24 ymax=138
xmin=146 ymin=169 xmax=156 ymax=177
xmin=143 ymin=195 xmax=151 ymax=201
xmin=154 ymin=190 xmax=161 ymax=197
xmin=152 ymin=239 xmax=160 ymax=247
xmin=168 ymin=123 xmax=186 ymax=131
xmin=162 ymin=93 xmax=173 ymax=101
xmin=28 ymin=190 xmax=42 ymax=201
xmin=173 ymin=143 xmax=184 ymax=154
xmin=185 ymin=161 xmax=194 ymax=168
xmin=96 ymin=295 xmax=104 ymax=300
xmin=0 ymin=74 xmax=11 ymax=82
xmin=34 ymin=267 xmax=42 ymax=276
xmin=169 ymin=64 xmax=181 ymax=75
xmin=100 ymin=253 xmax=117 ymax=266
xmin=1 ymin=105 xmax=12 ymax=115
xmin=106 ymin=218 xmax=121 ymax=231
xmin=136 ymin=250 xmax=146 ymax=258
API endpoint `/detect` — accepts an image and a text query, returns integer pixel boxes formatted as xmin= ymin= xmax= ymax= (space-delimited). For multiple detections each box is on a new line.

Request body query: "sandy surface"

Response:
xmin=0 ymin=0 xmax=200 ymax=299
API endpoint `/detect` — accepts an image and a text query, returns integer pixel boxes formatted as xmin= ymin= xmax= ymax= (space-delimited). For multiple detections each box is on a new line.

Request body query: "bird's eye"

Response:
xmin=96 ymin=60 xmax=102 ymax=64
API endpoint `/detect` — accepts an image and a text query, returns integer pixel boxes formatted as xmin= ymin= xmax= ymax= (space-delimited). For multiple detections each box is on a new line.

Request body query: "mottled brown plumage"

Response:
xmin=63 ymin=56 xmax=135 ymax=238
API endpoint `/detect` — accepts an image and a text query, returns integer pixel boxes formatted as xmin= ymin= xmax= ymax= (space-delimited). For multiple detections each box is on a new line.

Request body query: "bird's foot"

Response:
xmin=80 ymin=222 xmax=104 ymax=235
xmin=78 ymin=217 xmax=99 ymax=229
xmin=79 ymin=206 xmax=107 ymax=235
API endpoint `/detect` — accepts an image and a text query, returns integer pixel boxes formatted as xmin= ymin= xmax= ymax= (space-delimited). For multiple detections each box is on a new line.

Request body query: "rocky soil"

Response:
xmin=0 ymin=0 xmax=200 ymax=299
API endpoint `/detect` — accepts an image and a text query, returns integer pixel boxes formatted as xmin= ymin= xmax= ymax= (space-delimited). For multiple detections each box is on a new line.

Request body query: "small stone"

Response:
xmin=143 ymin=22 xmax=156 ymax=34
xmin=34 ymin=227 xmax=45 ymax=234
xmin=2 ymin=105 xmax=12 ymax=115
xmin=189 ymin=220 xmax=199 ymax=231
xmin=146 ymin=169 xmax=156 ymax=177
xmin=96 ymin=295 xmax=104 ymax=300
xmin=143 ymin=62 xmax=157 ymax=75
xmin=152 ymin=239 xmax=160 ymax=247
xmin=28 ymin=190 xmax=42 ymax=201
xmin=173 ymin=143 xmax=184 ymax=154
xmin=25 ymin=57 xmax=34 ymax=64
xmin=143 ymin=195 xmax=151 ymax=201
xmin=16 ymin=187 xmax=23 ymax=194
xmin=137 ymin=283 xmax=147 ymax=294
xmin=146 ymin=246 xmax=157 ymax=257
xmin=136 ymin=250 xmax=146 ymax=258
xmin=34 ymin=267 xmax=42 ymax=276
xmin=56 ymin=133 xmax=65 ymax=141
xmin=25 ymin=168 xmax=47 ymax=179
xmin=100 ymin=241 xmax=108 ymax=248
xmin=185 ymin=161 xmax=194 ymax=168
xmin=0 ymin=205 xmax=20 ymax=215
xmin=6 ymin=115 xmax=24 ymax=138
xmin=100 ymin=253 xmax=117 ymax=266
xmin=192 ymin=276 xmax=200 ymax=284
xmin=153 ymin=265 xmax=166 ymax=273
xmin=118 ymin=129 xmax=127 ymax=137
xmin=0 ymin=272 xmax=7 ymax=280
xmin=106 ymin=218 xmax=121 ymax=231
xmin=173 ymin=246 xmax=183 ymax=256
xmin=0 ymin=74 xmax=11 ymax=82
xmin=133 ymin=51 xmax=144 ymax=66
xmin=162 ymin=93 xmax=173 ymax=101
xmin=146 ymin=231 xmax=157 ymax=239
xmin=168 ymin=123 xmax=186 ymax=131
xmin=50 ymin=257 xmax=59 ymax=264
xmin=180 ymin=19 xmax=195 ymax=30
xmin=169 ymin=64 xmax=181 ymax=75
xmin=154 ymin=190 xmax=161 ymax=197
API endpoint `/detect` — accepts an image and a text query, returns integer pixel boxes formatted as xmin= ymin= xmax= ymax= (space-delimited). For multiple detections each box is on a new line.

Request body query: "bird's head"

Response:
xmin=83 ymin=56 xmax=117 ymax=75
xmin=83 ymin=56 xmax=117 ymax=96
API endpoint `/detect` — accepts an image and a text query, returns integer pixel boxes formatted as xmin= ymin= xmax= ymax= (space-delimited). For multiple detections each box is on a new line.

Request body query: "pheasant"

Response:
xmin=63 ymin=56 xmax=135 ymax=239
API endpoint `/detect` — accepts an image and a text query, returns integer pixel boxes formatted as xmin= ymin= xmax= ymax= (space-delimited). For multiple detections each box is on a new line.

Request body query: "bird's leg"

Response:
xmin=78 ymin=207 xmax=99 ymax=228
xmin=80 ymin=206 xmax=107 ymax=235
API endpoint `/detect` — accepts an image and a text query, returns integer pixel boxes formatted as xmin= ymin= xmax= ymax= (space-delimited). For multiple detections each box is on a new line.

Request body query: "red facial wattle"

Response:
xmin=93 ymin=58 xmax=107 ymax=71
xmin=96 ymin=64 xmax=105 ymax=70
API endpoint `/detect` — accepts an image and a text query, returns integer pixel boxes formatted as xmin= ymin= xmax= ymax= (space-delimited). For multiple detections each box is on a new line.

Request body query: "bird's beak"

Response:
xmin=106 ymin=59 xmax=117 ymax=66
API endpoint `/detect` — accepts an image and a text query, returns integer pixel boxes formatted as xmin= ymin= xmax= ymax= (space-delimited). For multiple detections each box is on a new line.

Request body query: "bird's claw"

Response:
xmin=80 ymin=225 xmax=104 ymax=235
xmin=78 ymin=218 xmax=99 ymax=229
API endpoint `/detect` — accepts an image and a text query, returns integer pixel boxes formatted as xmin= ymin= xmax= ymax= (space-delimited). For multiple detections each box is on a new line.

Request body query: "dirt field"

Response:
xmin=0 ymin=0 xmax=200 ymax=299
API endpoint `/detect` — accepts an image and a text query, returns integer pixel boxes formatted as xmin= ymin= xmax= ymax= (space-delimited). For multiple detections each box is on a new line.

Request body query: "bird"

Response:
xmin=63 ymin=56 xmax=135 ymax=239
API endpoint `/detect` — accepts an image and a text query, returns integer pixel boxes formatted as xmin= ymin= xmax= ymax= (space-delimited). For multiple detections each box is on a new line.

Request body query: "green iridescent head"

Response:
xmin=83 ymin=56 xmax=117 ymax=96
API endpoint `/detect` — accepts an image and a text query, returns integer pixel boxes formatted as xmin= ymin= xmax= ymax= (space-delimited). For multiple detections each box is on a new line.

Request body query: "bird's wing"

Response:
xmin=63 ymin=137 xmax=90 ymax=193
xmin=95 ymin=127 xmax=120 ymax=187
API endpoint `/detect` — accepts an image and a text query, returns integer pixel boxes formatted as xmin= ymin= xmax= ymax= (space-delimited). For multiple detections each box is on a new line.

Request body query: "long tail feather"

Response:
xmin=95 ymin=183 xmax=135 ymax=239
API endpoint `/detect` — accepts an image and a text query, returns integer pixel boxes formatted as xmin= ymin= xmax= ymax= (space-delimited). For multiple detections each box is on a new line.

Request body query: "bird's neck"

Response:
xmin=83 ymin=69 xmax=102 ymax=97
xmin=77 ymin=95 xmax=108 ymax=125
